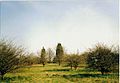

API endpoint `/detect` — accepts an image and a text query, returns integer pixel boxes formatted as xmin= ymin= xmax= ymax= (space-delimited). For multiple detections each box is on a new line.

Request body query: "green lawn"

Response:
xmin=1 ymin=64 xmax=119 ymax=83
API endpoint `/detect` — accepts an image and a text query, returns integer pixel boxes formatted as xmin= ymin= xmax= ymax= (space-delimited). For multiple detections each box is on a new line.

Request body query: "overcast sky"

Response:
xmin=0 ymin=0 xmax=119 ymax=53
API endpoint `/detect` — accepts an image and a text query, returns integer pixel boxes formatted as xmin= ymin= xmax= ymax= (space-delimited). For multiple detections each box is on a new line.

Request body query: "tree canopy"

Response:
xmin=87 ymin=44 xmax=119 ymax=75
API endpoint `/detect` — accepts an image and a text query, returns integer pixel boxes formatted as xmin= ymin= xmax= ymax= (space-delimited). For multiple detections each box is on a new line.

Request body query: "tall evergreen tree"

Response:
xmin=40 ymin=47 xmax=47 ymax=67
xmin=56 ymin=43 xmax=64 ymax=66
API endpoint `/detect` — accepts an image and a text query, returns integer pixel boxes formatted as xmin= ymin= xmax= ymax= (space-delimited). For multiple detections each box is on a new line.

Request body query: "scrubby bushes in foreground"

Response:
xmin=0 ymin=40 xmax=26 ymax=79
xmin=0 ymin=39 xmax=119 ymax=81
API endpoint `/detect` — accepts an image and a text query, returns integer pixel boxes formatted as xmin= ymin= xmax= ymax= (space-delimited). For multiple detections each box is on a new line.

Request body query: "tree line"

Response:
xmin=0 ymin=39 xmax=119 ymax=79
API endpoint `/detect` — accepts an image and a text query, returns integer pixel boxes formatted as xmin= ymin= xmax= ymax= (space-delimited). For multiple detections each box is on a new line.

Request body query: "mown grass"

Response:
xmin=0 ymin=64 xmax=119 ymax=83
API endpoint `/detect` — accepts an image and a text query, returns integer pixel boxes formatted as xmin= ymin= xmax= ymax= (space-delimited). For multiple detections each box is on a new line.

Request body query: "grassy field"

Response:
xmin=1 ymin=64 xmax=119 ymax=83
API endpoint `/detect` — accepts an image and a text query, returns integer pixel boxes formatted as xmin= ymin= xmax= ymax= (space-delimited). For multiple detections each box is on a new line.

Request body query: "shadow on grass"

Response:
xmin=63 ymin=74 xmax=117 ymax=79
xmin=45 ymin=68 xmax=70 ymax=72
xmin=77 ymin=68 xmax=98 ymax=72
xmin=63 ymin=73 xmax=110 ymax=78
xmin=45 ymin=68 xmax=97 ymax=73
xmin=0 ymin=76 xmax=31 ymax=82
xmin=63 ymin=73 xmax=118 ymax=82
xmin=46 ymin=68 xmax=97 ymax=72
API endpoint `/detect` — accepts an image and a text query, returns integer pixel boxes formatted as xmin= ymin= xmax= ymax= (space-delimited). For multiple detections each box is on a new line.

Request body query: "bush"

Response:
xmin=66 ymin=54 xmax=80 ymax=70
xmin=87 ymin=44 xmax=119 ymax=75
xmin=0 ymin=39 xmax=25 ymax=79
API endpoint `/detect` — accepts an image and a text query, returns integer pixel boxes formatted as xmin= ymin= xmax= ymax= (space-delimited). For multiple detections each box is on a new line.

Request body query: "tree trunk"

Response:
xmin=101 ymin=68 xmax=104 ymax=75
xmin=43 ymin=63 xmax=45 ymax=67
xmin=101 ymin=71 xmax=104 ymax=75
xmin=59 ymin=62 xmax=60 ymax=66
xmin=71 ymin=65 xmax=72 ymax=70
xmin=74 ymin=66 xmax=77 ymax=70
xmin=1 ymin=75 xmax=4 ymax=80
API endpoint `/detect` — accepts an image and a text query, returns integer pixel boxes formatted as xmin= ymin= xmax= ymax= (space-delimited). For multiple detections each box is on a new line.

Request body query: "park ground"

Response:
xmin=0 ymin=64 xmax=119 ymax=83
